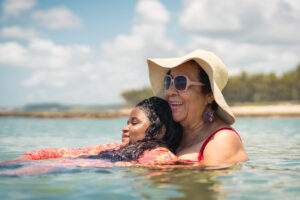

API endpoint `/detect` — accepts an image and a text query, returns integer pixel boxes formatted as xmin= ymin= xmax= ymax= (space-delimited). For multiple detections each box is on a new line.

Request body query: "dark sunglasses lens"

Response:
xmin=174 ymin=76 xmax=187 ymax=91
xmin=164 ymin=76 xmax=171 ymax=90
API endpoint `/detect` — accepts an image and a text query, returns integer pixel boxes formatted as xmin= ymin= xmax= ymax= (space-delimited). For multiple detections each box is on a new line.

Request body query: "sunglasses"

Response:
xmin=164 ymin=75 xmax=205 ymax=92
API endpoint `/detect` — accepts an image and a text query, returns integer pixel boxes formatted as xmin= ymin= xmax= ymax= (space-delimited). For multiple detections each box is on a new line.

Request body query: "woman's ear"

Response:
xmin=207 ymin=92 xmax=214 ymax=104
xmin=155 ymin=126 xmax=166 ymax=140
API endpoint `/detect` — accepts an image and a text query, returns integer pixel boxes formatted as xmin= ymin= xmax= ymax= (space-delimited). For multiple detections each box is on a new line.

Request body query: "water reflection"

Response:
xmin=125 ymin=166 xmax=234 ymax=200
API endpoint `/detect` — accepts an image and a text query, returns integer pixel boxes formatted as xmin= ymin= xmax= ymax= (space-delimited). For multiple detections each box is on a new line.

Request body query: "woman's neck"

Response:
xmin=180 ymin=120 xmax=209 ymax=147
xmin=179 ymin=117 xmax=224 ymax=148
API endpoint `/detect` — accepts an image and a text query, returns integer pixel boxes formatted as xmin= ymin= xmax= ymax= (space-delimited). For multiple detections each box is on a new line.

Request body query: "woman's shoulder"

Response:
xmin=210 ymin=127 xmax=241 ymax=142
xmin=202 ymin=126 xmax=248 ymax=165
xmin=205 ymin=119 xmax=241 ymax=144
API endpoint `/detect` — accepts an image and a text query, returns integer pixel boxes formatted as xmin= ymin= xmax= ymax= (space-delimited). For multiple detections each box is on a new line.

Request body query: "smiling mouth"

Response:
xmin=170 ymin=102 xmax=183 ymax=110
xmin=122 ymin=134 xmax=129 ymax=139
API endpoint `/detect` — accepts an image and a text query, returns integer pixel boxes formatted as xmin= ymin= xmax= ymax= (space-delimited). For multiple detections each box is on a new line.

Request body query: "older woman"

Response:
xmin=147 ymin=49 xmax=248 ymax=166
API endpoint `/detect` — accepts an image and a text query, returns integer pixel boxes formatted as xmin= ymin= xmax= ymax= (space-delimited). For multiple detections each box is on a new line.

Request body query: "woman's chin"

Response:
xmin=172 ymin=114 xmax=184 ymax=124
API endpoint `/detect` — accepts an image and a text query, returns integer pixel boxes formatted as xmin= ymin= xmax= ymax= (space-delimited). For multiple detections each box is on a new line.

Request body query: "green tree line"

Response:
xmin=121 ymin=64 xmax=300 ymax=106
xmin=223 ymin=64 xmax=300 ymax=104
xmin=121 ymin=87 xmax=154 ymax=107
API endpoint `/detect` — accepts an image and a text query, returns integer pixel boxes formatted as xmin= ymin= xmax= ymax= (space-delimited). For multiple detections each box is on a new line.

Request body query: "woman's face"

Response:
xmin=121 ymin=107 xmax=150 ymax=144
xmin=164 ymin=62 xmax=210 ymax=126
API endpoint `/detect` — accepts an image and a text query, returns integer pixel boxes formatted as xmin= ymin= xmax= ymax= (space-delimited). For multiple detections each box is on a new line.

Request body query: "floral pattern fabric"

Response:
xmin=21 ymin=144 xmax=178 ymax=165
xmin=22 ymin=143 xmax=121 ymax=160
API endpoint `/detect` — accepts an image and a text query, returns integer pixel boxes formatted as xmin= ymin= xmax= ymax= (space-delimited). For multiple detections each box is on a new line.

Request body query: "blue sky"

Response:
xmin=0 ymin=0 xmax=299 ymax=107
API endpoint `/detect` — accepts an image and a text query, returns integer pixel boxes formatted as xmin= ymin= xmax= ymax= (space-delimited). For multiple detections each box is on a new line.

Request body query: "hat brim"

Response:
xmin=147 ymin=50 xmax=235 ymax=125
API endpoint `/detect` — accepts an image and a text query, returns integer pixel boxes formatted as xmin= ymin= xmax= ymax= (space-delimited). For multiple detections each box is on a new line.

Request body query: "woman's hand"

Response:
xmin=0 ymin=155 xmax=32 ymax=165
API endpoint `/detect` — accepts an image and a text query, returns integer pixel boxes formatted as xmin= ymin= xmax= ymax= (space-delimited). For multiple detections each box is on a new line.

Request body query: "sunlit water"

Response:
xmin=0 ymin=117 xmax=299 ymax=200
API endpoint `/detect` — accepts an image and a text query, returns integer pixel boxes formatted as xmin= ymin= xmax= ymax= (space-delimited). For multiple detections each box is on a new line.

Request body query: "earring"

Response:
xmin=203 ymin=104 xmax=214 ymax=123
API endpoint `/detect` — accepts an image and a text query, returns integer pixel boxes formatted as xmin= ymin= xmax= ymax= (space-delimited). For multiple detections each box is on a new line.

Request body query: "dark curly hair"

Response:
xmin=86 ymin=97 xmax=182 ymax=162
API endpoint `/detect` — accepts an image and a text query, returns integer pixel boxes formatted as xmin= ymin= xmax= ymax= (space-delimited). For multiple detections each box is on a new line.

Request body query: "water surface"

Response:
xmin=0 ymin=117 xmax=299 ymax=200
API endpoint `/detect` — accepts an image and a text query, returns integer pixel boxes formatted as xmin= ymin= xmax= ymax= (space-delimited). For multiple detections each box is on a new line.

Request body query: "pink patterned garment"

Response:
xmin=22 ymin=143 xmax=121 ymax=160
xmin=21 ymin=144 xmax=178 ymax=165
xmin=138 ymin=147 xmax=178 ymax=164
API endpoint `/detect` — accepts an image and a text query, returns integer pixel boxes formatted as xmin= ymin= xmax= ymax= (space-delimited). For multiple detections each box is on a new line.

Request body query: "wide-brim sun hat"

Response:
xmin=147 ymin=49 xmax=235 ymax=125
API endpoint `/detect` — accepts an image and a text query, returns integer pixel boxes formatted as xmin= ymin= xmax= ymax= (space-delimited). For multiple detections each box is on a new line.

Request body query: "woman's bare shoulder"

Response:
xmin=202 ymin=128 xmax=248 ymax=165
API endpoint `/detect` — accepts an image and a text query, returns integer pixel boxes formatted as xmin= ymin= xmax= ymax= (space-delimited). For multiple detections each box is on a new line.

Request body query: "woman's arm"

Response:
xmin=20 ymin=142 xmax=121 ymax=160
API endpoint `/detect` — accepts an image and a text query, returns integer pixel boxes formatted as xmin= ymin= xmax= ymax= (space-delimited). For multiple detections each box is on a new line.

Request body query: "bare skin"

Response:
xmin=0 ymin=107 xmax=168 ymax=175
xmin=164 ymin=61 xmax=248 ymax=165
xmin=0 ymin=107 xmax=162 ymax=165
xmin=119 ymin=106 xmax=166 ymax=149
xmin=122 ymin=107 xmax=150 ymax=144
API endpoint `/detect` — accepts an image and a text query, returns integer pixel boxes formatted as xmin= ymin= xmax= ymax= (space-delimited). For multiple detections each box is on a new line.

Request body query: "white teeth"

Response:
xmin=171 ymin=102 xmax=183 ymax=105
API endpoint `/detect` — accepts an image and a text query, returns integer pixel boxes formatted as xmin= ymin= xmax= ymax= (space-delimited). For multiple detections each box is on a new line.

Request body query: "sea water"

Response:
xmin=0 ymin=117 xmax=299 ymax=200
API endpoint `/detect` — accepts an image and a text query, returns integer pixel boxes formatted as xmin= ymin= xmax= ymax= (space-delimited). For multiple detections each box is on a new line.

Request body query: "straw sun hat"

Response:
xmin=147 ymin=49 xmax=235 ymax=125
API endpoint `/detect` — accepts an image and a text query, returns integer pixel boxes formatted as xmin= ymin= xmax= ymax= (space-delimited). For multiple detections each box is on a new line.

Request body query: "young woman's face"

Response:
xmin=121 ymin=107 xmax=150 ymax=144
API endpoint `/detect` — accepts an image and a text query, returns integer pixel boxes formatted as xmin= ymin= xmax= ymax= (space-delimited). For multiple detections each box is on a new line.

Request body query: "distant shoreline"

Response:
xmin=231 ymin=104 xmax=300 ymax=118
xmin=1 ymin=104 xmax=300 ymax=118
xmin=0 ymin=109 xmax=131 ymax=118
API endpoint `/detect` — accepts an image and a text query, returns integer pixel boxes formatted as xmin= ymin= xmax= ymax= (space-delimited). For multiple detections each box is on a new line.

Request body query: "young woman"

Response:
xmin=86 ymin=96 xmax=182 ymax=162
xmin=0 ymin=97 xmax=182 ymax=174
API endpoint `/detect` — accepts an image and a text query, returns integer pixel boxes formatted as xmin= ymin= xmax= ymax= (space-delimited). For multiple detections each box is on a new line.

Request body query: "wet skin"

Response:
xmin=121 ymin=107 xmax=150 ymax=145
xmin=164 ymin=62 xmax=212 ymax=127
xmin=164 ymin=61 xmax=248 ymax=164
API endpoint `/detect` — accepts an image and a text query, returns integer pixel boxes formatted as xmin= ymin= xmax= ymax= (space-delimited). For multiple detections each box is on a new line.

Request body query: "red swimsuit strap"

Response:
xmin=198 ymin=127 xmax=241 ymax=161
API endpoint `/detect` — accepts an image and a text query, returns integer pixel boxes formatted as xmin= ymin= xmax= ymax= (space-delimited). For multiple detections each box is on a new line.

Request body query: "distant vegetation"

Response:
xmin=21 ymin=103 xmax=123 ymax=112
xmin=223 ymin=64 xmax=300 ymax=104
xmin=23 ymin=103 xmax=70 ymax=112
xmin=121 ymin=64 xmax=300 ymax=106
xmin=121 ymin=87 xmax=154 ymax=107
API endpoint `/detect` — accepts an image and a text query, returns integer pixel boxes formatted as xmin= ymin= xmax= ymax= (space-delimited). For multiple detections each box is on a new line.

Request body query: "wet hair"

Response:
xmin=86 ymin=97 xmax=182 ymax=162
xmin=166 ymin=60 xmax=218 ymax=111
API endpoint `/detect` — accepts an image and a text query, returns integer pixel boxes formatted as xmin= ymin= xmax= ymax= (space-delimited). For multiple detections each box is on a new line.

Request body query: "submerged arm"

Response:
xmin=20 ymin=142 xmax=121 ymax=160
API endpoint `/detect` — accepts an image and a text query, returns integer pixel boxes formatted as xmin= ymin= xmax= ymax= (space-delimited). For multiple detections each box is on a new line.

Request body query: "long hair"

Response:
xmin=86 ymin=97 xmax=182 ymax=162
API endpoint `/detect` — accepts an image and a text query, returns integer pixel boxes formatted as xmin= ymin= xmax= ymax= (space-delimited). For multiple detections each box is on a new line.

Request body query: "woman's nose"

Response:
xmin=122 ymin=125 xmax=129 ymax=133
xmin=165 ymin=83 xmax=178 ymax=97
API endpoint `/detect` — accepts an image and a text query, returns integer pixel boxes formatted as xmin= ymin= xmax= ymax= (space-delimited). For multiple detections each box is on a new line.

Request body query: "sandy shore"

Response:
xmin=0 ymin=109 xmax=132 ymax=118
xmin=0 ymin=105 xmax=300 ymax=118
xmin=231 ymin=104 xmax=300 ymax=117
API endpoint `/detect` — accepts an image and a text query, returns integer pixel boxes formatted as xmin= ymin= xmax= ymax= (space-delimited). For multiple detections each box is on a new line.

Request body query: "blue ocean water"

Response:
xmin=0 ymin=117 xmax=299 ymax=200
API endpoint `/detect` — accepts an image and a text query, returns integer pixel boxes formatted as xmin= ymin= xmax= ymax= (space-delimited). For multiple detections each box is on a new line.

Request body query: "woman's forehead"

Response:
xmin=170 ymin=62 xmax=199 ymax=77
xmin=130 ymin=107 xmax=143 ymax=115
xmin=130 ymin=107 xmax=148 ymax=119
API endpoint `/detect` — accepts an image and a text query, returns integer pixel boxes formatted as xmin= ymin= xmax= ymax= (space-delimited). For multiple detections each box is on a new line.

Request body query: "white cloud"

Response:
xmin=0 ymin=38 xmax=94 ymax=90
xmin=0 ymin=42 xmax=27 ymax=66
xmin=2 ymin=0 xmax=36 ymax=17
xmin=184 ymin=36 xmax=300 ymax=74
xmin=136 ymin=0 xmax=170 ymax=24
xmin=179 ymin=0 xmax=300 ymax=44
xmin=17 ymin=0 xmax=176 ymax=104
xmin=0 ymin=26 xmax=38 ymax=39
xmin=22 ymin=69 xmax=76 ymax=87
xmin=177 ymin=0 xmax=300 ymax=75
xmin=94 ymin=0 xmax=178 ymax=101
xmin=31 ymin=7 xmax=82 ymax=29
xmin=180 ymin=0 xmax=241 ymax=32
xmin=1 ymin=0 xmax=299 ymax=106
xmin=0 ymin=38 xmax=92 ymax=69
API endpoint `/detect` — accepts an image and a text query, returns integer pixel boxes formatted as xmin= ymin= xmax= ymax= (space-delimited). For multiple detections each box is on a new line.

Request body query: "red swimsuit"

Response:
xmin=198 ymin=127 xmax=241 ymax=161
